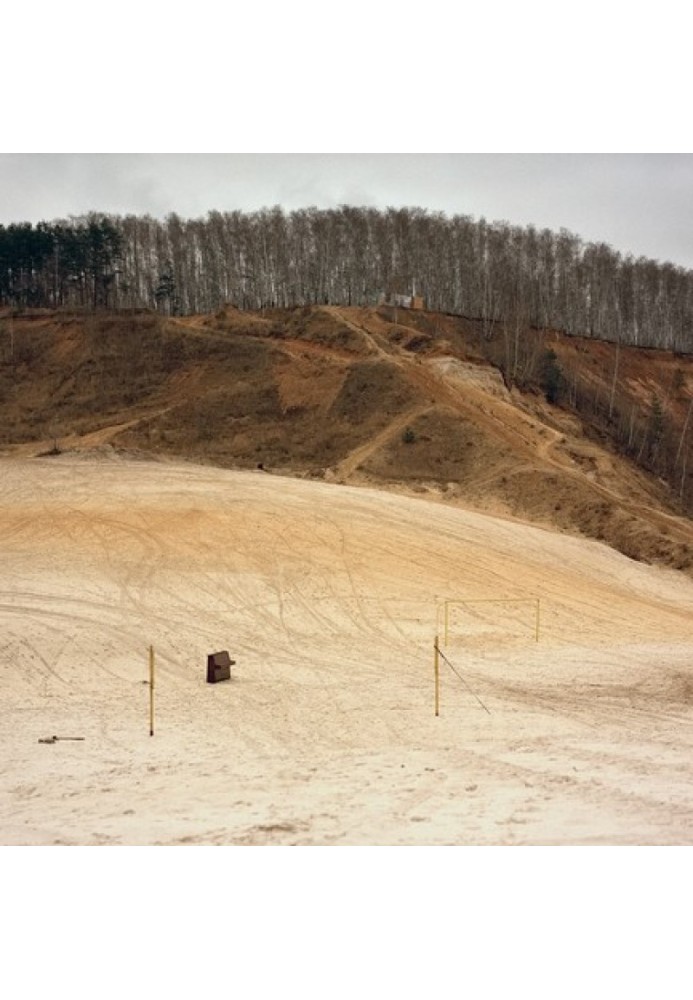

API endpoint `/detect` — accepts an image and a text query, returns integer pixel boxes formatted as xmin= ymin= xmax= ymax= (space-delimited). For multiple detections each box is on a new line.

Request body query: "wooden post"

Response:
xmin=149 ymin=645 xmax=155 ymax=736
xmin=535 ymin=599 xmax=541 ymax=643
xmin=434 ymin=635 xmax=440 ymax=717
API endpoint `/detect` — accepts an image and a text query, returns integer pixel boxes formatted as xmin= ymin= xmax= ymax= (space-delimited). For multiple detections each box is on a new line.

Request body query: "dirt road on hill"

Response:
xmin=4 ymin=305 xmax=693 ymax=580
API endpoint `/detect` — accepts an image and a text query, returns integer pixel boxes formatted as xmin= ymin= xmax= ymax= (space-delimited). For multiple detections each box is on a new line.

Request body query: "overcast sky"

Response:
xmin=1 ymin=153 xmax=693 ymax=269
xmin=4 ymin=6 xmax=692 ymax=274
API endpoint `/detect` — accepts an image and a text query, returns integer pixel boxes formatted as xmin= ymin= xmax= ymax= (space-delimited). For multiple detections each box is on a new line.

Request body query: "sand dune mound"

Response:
xmin=2 ymin=455 xmax=693 ymax=844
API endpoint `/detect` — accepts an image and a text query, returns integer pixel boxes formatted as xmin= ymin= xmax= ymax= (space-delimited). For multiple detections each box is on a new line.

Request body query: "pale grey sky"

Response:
xmin=1 ymin=153 xmax=692 ymax=269
xmin=3 ymin=1 xmax=691 ymax=276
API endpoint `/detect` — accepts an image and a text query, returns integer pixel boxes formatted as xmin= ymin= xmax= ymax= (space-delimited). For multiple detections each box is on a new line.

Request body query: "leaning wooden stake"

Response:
xmin=38 ymin=736 xmax=85 ymax=744
xmin=434 ymin=635 xmax=440 ymax=717
xmin=149 ymin=645 xmax=155 ymax=736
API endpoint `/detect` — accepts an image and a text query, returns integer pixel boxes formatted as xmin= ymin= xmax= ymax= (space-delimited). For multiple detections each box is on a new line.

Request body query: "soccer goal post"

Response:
xmin=439 ymin=598 xmax=541 ymax=646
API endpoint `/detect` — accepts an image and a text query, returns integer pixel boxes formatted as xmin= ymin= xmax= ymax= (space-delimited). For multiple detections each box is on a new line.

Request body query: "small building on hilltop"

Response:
xmin=379 ymin=289 xmax=426 ymax=311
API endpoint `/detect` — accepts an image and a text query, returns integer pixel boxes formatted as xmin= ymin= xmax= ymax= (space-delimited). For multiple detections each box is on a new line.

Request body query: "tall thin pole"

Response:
xmin=535 ymin=599 xmax=541 ymax=643
xmin=434 ymin=636 xmax=440 ymax=717
xmin=149 ymin=645 xmax=155 ymax=736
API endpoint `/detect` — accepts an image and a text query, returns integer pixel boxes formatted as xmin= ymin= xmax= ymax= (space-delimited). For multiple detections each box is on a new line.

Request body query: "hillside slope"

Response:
xmin=2 ymin=304 xmax=693 ymax=576
xmin=3 ymin=457 xmax=693 ymax=845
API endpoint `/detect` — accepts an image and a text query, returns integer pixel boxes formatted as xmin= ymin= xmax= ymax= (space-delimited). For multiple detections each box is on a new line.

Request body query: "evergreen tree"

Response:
xmin=539 ymin=348 xmax=564 ymax=404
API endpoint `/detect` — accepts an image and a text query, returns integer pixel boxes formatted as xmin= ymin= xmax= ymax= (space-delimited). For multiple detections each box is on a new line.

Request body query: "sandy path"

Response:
xmin=2 ymin=455 xmax=693 ymax=845
xmin=335 ymin=404 xmax=434 ymax=479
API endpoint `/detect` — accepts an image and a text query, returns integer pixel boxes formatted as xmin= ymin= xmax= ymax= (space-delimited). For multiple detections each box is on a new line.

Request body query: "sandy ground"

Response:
xmin=2 ymin=454 xmax=693 ymax=845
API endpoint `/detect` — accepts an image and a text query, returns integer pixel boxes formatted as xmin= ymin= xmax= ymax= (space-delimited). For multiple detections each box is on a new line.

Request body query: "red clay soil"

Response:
xmin=2 ymin=304 xmax=693 ymax=576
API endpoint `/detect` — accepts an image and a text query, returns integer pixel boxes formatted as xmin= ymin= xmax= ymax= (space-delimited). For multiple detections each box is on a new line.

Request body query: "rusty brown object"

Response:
xmin=206 ymin=651 xmax=235 ymax=684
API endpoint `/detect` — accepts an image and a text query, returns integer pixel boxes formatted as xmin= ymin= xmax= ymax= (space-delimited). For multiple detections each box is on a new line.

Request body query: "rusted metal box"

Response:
xmin=206 ymin=650 xmax=235 ymax=683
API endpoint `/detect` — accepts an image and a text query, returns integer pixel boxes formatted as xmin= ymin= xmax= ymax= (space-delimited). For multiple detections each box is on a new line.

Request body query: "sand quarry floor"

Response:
xmin=2 ymin=454 xmax=693 ymax=845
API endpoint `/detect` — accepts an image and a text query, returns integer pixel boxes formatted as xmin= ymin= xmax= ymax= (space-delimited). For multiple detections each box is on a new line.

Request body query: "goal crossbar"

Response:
xmin=438 ymin=598 xmax=540 ymax=645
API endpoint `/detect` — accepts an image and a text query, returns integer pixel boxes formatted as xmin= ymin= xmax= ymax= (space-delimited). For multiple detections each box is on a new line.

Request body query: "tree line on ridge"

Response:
xmin=1 ymin=206 xmax=692 ymax=353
